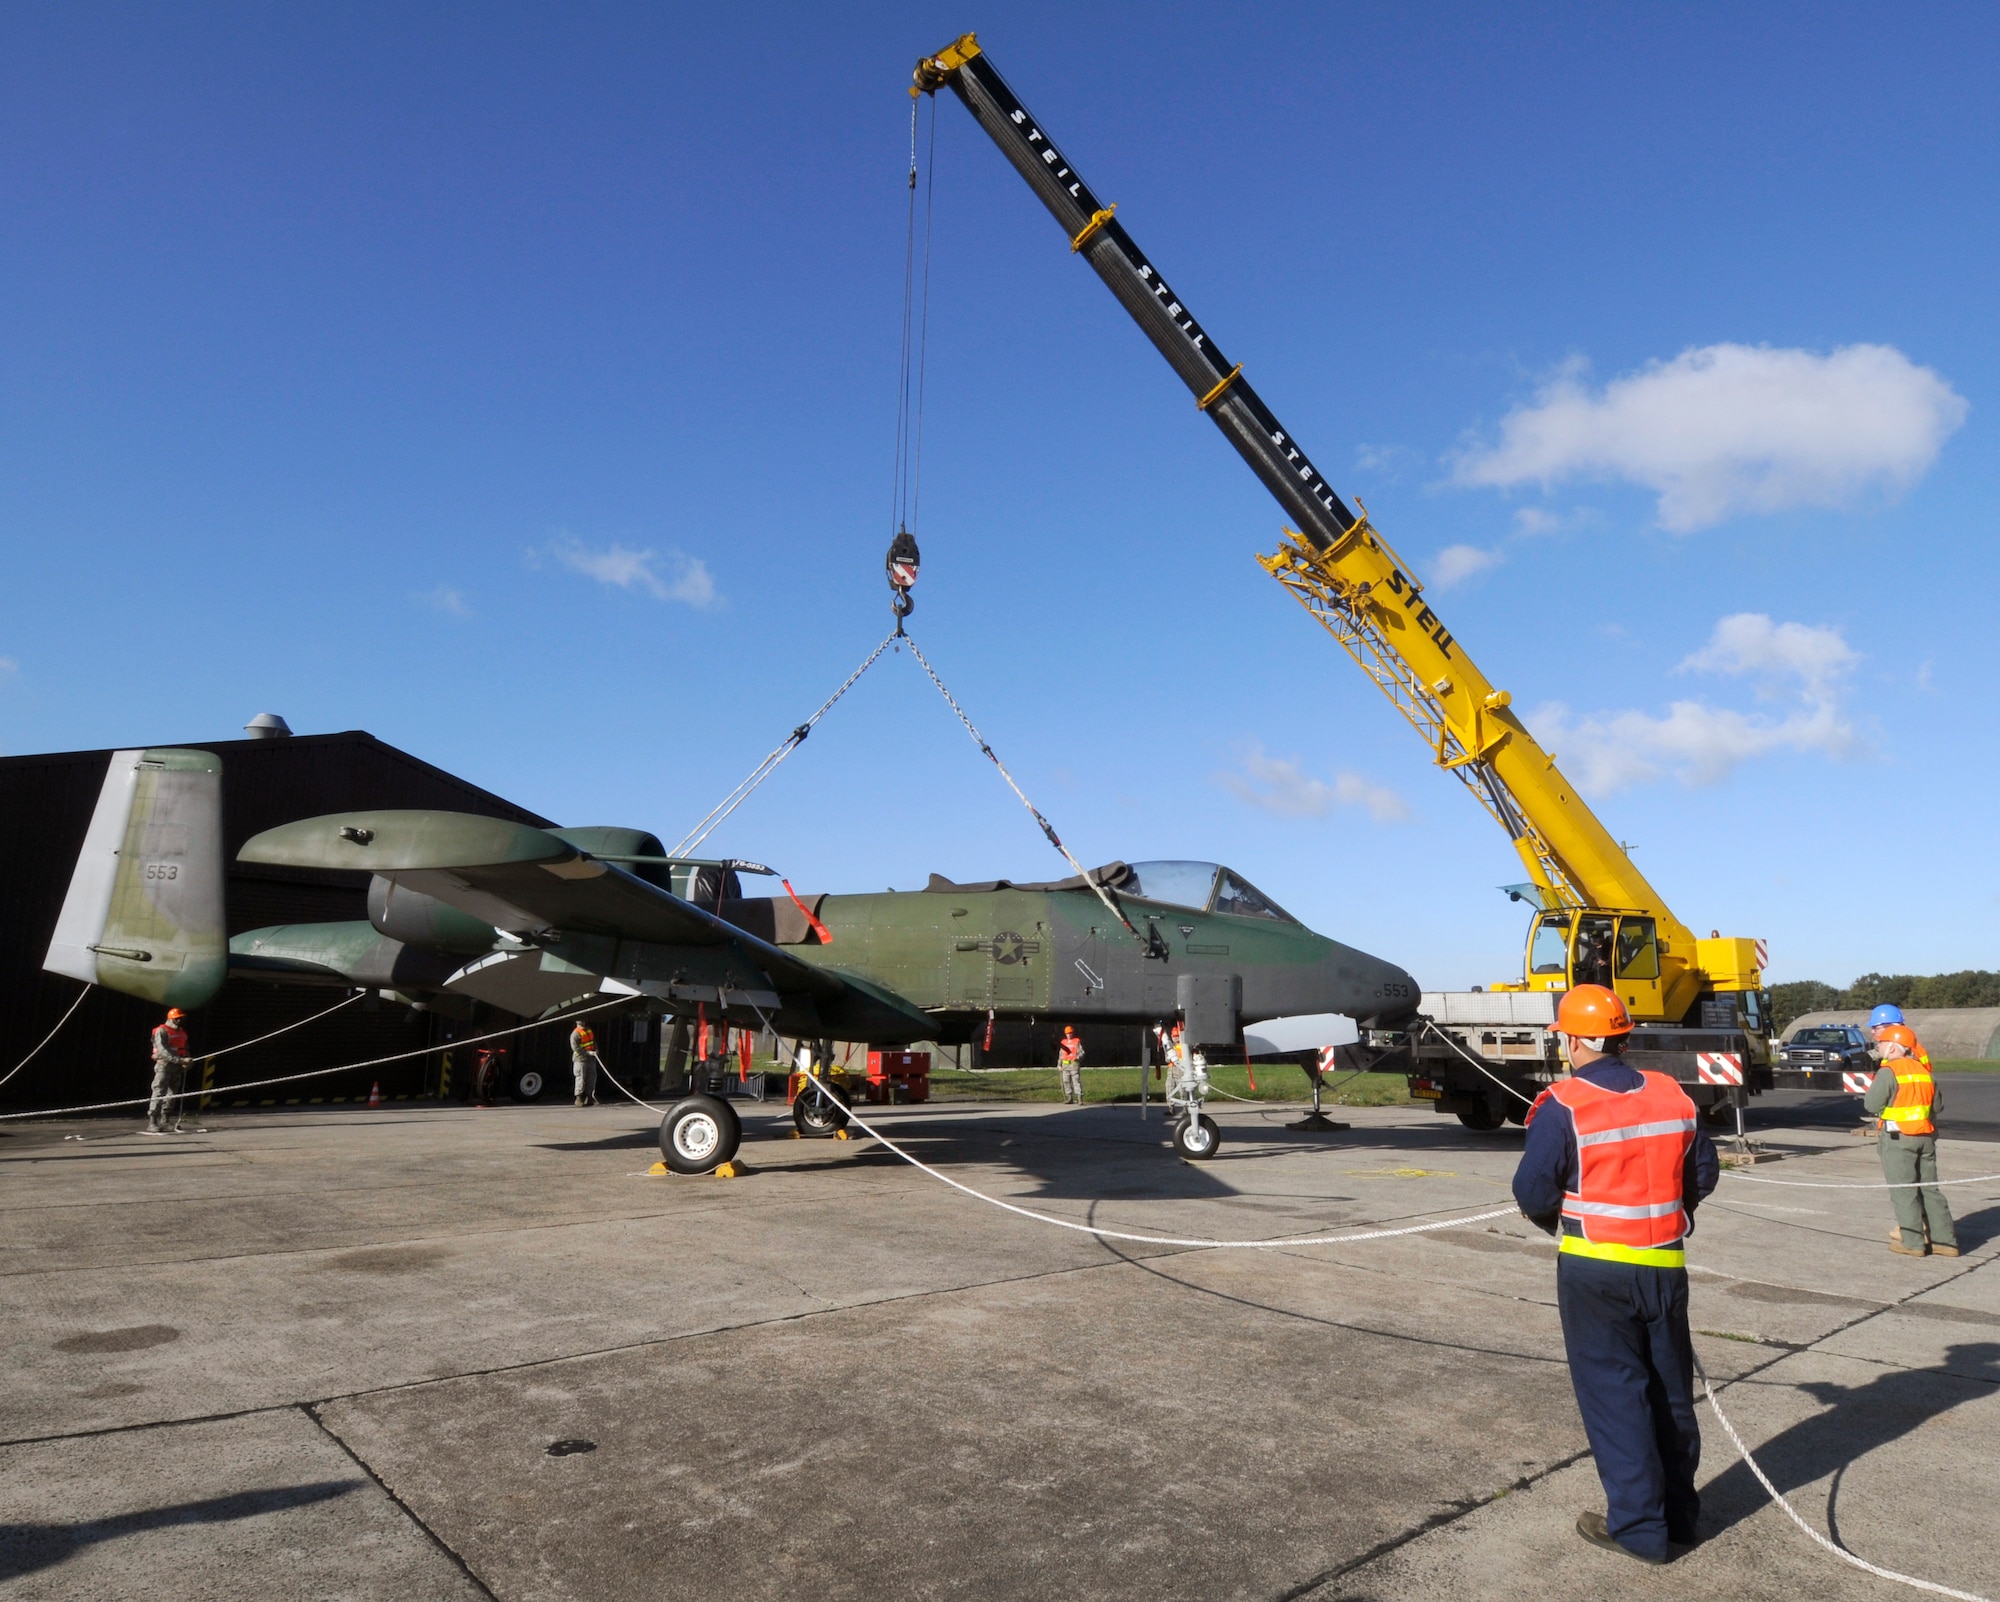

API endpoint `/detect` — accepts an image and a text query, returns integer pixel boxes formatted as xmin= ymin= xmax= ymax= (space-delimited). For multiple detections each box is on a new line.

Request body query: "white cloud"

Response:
xmin=1455 ymin=343 xmax=1966 ymax=530
xmin=0 ymin=656 xmax=16 ymax=676
xmin=1429 ymin=544 xmax=1503 ymax=589
xmin=548 ymin=538 xmax=716 ymax=606
xmin=419 ymin=585 xmax=472 ymax=618
xmin=1218 ymin=743 xmax=1408 ymax=823
xmin=1528 ymin=613 xmax=1858 ymax=793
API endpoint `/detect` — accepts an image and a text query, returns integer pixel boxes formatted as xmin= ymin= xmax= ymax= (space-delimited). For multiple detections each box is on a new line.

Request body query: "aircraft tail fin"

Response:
xmin=45 ymin=747 xmax=228 ymax=1009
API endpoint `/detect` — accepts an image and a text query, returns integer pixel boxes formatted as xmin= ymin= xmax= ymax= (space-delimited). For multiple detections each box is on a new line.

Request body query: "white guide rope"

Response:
xmin=802 ymin=1072 xmax=1512 ymax=1247
xmin=811 ymin=1080 xmax=1989 ymax=1597
xmin=0 ymin=984 xmax=93 ymax=1092
xmin=668 ymin=630 xmax=900 ymax=860
xmin=590 ymin=1052 xmax=663 ymax=1115
xmin=1695 ymin=1351 xmax=1993 ymax=1602
xmin=0 ymin=995 xmax=632 ymax=1122
xmin=900 ymin=631 xmax=1140 ymax=940
xmin=202 ymin=990 xmax=367 ymax=1059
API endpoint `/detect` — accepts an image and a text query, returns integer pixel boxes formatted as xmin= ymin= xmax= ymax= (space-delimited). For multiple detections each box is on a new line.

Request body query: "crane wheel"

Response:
xmin=1456 ymin=1104 xmax=1506 ymax=1132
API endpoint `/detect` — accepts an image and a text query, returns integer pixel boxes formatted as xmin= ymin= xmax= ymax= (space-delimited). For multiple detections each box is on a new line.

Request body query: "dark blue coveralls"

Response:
xmin=1512 ymin=1061 xmax=1720 ymax=1560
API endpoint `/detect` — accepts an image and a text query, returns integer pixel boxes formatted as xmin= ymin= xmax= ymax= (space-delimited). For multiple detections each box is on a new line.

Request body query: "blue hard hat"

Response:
xmin=1868 ymin=1004 xmax=1904 ymax=1028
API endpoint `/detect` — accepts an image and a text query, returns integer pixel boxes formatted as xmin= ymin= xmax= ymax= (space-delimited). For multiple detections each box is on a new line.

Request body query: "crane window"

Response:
xmin=1573 ymin=916 xmax=1615 ymax=987
xmin=1213 ymin=870 xmax=1295 ymax=922
xmin=1529 ymin=914 xmax=1569 ymax=975
xmin=1615 ymin=918 xmax=1660 ymax=981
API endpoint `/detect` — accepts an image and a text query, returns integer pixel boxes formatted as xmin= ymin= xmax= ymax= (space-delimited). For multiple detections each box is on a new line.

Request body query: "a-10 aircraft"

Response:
xmin=47 ymin=750 xmax=1420 ymax=1172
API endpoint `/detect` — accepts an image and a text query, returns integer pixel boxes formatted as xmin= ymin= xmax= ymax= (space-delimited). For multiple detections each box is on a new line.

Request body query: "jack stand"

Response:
xmin=1288 ymin=1073 xmax=1349 ymax=1134
xmin=1721 ymin=1090 xmax=1772 ymax=1164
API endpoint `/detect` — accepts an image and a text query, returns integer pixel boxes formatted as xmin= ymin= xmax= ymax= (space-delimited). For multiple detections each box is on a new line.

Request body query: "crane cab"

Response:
xmin=1520 ymin=908 xmax=1666 ymax=1021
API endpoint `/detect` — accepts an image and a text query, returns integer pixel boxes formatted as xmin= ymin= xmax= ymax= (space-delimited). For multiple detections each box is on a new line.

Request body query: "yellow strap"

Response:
xmin=1197 ymin=363 xmax=1244 ymax=411
xmin=1560 ymin=1236 xmax=1686 ymax=1269
xmin=1069 ymin=205 xmax=1117 ymax=252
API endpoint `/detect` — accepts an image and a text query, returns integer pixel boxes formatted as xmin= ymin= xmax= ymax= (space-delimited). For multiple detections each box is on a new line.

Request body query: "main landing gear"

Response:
xmin=659 ymin=1094 xmax=742 ymax=1175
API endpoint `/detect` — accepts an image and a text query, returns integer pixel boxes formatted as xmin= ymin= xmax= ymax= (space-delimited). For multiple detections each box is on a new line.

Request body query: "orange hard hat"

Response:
xmin=1063 ymin=1024 xmax=1076 ymax=1034
xmin=1877 ymin=1023 xmax=1918 ymax=1051
xmin=1554 ymin=984 xmax=1632 ymax=1038
xmin=165 ymin=1008 xmax=185 ymax=1021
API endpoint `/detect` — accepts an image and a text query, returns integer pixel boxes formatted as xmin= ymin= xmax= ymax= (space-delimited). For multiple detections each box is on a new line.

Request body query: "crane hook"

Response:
xmin=886 ymin=527 xmax=920 ymax=635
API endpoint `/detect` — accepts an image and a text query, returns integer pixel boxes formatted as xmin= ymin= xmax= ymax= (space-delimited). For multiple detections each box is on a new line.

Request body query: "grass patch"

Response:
xmin=926 ymin=1064 xmax=1414 ymax=1107
xmin=1935 ymin=1059 xmax=2000 ymax=1073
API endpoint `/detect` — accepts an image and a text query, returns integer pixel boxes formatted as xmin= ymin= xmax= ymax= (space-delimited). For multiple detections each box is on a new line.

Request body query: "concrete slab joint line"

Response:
xmin=302 ymin=1403 xmax=501 ymax=1602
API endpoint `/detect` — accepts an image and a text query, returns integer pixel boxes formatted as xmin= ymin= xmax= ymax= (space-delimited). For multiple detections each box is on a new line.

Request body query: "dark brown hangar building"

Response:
xmin=0 ymin=719 xmax=657 ymax=1111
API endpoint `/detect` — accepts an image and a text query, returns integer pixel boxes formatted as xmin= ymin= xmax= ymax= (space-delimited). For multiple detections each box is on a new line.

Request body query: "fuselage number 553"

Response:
xmin=143 ymin=861 xmax=181 ymax=882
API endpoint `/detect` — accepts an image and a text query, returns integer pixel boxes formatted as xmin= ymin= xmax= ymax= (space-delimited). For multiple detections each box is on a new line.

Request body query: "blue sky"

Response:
xmin=3 ymin=4 xmax=1994 ymax=990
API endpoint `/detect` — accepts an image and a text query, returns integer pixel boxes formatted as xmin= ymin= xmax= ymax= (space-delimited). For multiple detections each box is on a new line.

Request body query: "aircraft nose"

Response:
xmin=1346 ymin=952 xmax=1421 ymax=1030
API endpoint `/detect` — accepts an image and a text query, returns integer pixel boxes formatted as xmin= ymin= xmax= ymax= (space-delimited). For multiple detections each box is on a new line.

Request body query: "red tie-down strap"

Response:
xmin=781 ymin=880 xmax=834 ymax=944
xmin=738 ymin=1027 xmax=753 ymax=1083
xmin=697 ymin=1002 xmax=710 ymax=1061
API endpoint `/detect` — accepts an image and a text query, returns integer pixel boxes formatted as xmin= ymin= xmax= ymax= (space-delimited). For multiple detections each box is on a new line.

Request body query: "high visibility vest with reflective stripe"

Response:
xmin=572 ymin=1026 xmax=595 ymax=1052
xmin=152 ymin=1024 xmax=187 ymax=1059
xmin=1879 ymin=1065 xmax=1935 ymax=1135
xmin=1550 ymin=1071 xmax=1697 ymax=1269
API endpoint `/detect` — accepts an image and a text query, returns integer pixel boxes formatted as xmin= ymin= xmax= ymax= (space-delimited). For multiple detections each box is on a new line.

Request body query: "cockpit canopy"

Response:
xmin=1119 ymin=861 xmax=1296 ymax=923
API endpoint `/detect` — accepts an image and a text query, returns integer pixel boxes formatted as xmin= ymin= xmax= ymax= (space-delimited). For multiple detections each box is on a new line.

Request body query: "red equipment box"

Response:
xmin=865 ymin=1050 xmax=930 ymax=1104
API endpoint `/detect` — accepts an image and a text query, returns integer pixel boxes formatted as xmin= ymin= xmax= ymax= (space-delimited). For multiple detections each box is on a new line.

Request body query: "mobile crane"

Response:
xmin=914 ymin=34 xmax=1773 ymax=1126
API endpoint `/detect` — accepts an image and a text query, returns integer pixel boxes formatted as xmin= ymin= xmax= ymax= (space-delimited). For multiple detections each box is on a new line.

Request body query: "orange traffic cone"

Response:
xmin=368 ymin=1081 xmax=382 ymax=1108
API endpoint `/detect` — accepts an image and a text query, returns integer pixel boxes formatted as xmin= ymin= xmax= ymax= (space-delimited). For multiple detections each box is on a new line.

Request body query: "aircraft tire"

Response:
xmin=1456 ymin=1104 xmax=1505 ymax=1132
xmin=515 ymin=1069 xmax=544 ymax=1101
xmin=660 ymin=1095 xmax=741 ymax=1174
xmin=1172 ymin=1113 xmax=1222 ymax=1161
xmin=792 ymin=1081 xmax=850 ymax=1138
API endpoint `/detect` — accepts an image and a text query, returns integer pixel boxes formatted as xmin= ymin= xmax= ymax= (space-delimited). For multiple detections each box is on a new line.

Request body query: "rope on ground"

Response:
xmin=1694 ymin=1349 xmax=1993 ymax=1602
xmin=803 ymin=1071 xmax=1511 ymax=1247
xmin=668 ymin=629 xmax=900 ymax=859
xmin=1723 ymin=1167 xmax=2000 ymax=1190
xmin=0 ymin=995 xmax=633 ymax=1123
xmin=899 ymin=630 xmax=1142 ymax=941
xmin=0 ymin=984 xmax=92 ymax=1092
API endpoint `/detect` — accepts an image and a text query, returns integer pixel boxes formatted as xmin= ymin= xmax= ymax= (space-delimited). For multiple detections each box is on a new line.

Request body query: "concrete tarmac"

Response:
xmin=2 ymin=1097 xmax=1996 ymax=1600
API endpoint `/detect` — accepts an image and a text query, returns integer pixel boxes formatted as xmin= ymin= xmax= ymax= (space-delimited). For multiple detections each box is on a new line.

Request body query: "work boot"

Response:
xmin=574 ymin=1097 xmax=585 ymax=1107
xmin=1932 ymin=1241 xmax=1961 ymax=1257
xmin=1888 ymin=1230 xmax=1928 ymax=1257
xmin=1575 ymin=1512 xmax=1664 ymax=1565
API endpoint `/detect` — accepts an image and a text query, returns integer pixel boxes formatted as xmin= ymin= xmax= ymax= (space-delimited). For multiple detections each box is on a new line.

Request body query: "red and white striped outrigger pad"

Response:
xmin=1695 ymin=1052 xmax=1744 ymax=1086
xmin=1843 ymin=1071 xmax=1874 ymax=1094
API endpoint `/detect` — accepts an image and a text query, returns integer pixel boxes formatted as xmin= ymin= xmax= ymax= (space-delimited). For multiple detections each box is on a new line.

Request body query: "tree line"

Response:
xmin=1770 ymin=971 xmax=2000 ymax=1032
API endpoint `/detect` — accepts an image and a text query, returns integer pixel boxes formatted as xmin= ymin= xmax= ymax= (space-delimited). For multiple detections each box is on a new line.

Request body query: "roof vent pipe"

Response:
xmin=244 ymin=713 xmax=293 ymax=739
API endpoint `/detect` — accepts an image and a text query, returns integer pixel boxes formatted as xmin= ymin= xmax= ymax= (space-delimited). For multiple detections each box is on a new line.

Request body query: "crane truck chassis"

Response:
xmin=915 ymin=34 xmax=1775 ymax=1131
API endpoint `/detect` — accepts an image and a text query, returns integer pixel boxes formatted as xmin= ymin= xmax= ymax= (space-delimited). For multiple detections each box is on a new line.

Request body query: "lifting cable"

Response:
xmin=901 ymin=630 xmax=1141 ymax=940
xmin=667 ymin=628 xmax=902 ymax=860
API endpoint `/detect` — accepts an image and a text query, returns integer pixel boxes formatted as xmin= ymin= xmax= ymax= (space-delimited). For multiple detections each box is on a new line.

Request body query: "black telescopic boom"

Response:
xmin=919 ymin=41 xmax=1355 ymax=552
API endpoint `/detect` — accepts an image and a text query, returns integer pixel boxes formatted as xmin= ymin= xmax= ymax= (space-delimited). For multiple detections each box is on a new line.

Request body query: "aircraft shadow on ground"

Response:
xmin=708 ymin=1105 xmax=1529 ymax=1203
xmin=0 ymin=1480 xmax=361 ymax=1582
xmin=1702 ymin=1340 xmax=2000 ymax=1541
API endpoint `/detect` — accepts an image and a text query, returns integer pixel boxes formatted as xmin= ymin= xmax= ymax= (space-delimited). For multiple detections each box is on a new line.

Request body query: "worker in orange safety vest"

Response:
xmin=570 ymin=1020 xmax=598 ymax=1106
xmin=1866 ymin=1023 xmax=1956 ymax=1257
xmin=1512 ymin=984 xmax=1719 ymax=1565
xmin=146 ymin=1007 xmax=191 ymax=1134
xmin=1057 ymin=1026 xmax=1085 ymax=1104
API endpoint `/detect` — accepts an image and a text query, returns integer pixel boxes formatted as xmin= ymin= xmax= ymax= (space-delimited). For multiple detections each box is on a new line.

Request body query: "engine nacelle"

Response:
xmin=367 ymin=876 xmax=498 ymax=955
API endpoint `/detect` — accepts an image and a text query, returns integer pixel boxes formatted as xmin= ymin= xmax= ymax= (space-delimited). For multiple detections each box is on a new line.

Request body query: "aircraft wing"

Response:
xmin=238 ymin=811 xmax=934 ymax=1040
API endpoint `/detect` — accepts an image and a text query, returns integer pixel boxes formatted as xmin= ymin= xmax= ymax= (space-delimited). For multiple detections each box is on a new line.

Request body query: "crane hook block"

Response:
xmin=886 ymin=529 xmax=921 ymax=592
